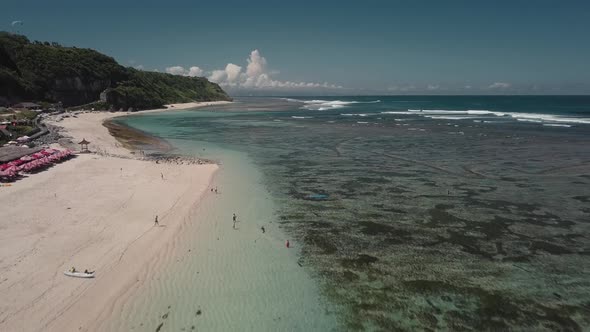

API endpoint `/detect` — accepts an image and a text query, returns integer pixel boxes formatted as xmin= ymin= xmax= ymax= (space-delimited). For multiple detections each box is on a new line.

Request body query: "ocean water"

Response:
xmin=115 ymin=96 xmax=590 ymax=331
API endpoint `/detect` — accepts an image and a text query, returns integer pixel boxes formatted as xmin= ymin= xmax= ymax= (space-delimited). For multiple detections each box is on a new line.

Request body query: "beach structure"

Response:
xmin=0 ymin=146 xmax=42 ymax=163
xmin=78 ymin=138 xmax=90 ymax=152
xmin=12 ymin=102 xmax=41 ymax=110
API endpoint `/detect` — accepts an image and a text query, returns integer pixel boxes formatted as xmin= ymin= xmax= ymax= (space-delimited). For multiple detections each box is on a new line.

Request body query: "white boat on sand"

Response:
xmin=64 ymin=271 xmax=95 ymax=278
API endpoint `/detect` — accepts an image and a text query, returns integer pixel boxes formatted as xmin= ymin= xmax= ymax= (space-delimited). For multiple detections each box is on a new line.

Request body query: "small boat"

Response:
xmin=64 ymin=271 xmax=95 ymax=278
xmin=305 ymin=193 xmax=329 ymax=201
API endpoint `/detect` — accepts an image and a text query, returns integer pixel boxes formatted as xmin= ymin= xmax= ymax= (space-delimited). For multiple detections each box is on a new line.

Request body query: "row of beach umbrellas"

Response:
xmin=0 ymin=149 xmax=74 ymax=181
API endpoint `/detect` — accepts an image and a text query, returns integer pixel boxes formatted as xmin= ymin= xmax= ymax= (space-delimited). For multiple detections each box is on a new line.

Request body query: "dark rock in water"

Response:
xmin=196 ymin=309 xmax=202 ymax=316
xmin=342 ymin=270 xmax=360 ymax=282
xmin=162 ymin=312 xmax=168 ymax=319
xmin=304 ymin=234 xmax=338 ymax=254
xmin=155 ymin=322 xmax=164 ymax=332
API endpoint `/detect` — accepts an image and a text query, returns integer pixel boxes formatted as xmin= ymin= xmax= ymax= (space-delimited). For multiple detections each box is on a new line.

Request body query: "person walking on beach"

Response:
xmin=154 ymin=215 xmax=159 ymax=226
xmin=232 ymin=213 xmax=237 ymax=229
xmin=161 ymin=173 xmax=164 ymax=180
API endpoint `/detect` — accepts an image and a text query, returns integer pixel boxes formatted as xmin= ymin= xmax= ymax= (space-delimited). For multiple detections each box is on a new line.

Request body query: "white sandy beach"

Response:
xmin=0 ymin=102 xmax=225 ymax=331
xmin=46 ymin=101 xmax=232 ymax=158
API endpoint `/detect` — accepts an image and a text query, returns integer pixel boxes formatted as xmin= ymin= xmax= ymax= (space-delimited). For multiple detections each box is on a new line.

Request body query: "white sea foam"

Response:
xmin=300 ymin=99 xmax=381 ymax=111
xmin=356 ymin=121 xmax=369 ymax=124
xmin=516 ymin=118 xmax=544 ymax=123
xmin=425 ymin=115 xmax=474 ymax=120
xmin=381 ymin=111 xmax=414 ymax=115
xmin=506 ymin=112 xmax=590 ymax=124
xmin=543 ymin=123 xmax=572 ymax=128
xmin=340 ymin=113 xmax=369 ymax=117
xmin=291 ymin=116 xmax=312 ymax=119
xmin=281 ymin=98 xmax=302 ymax=103
xmin=380 ymin=109 xmax=590 ymax=125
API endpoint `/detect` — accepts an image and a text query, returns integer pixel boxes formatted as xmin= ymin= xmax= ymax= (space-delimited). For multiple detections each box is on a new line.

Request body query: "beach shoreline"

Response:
xmin=0 ymin=101 xmax=229 ymax=331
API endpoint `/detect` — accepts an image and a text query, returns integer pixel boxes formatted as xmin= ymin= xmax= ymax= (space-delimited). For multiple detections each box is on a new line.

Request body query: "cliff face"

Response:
xmin=0 ymin=32 xmax=231 ymax=109
xmin=51 ymin=77 xmax=113 ymax=106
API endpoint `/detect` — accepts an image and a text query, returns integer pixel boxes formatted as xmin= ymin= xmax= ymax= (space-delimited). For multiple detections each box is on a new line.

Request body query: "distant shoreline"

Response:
xmin=100 ymin=101 xmax=232 ymax=155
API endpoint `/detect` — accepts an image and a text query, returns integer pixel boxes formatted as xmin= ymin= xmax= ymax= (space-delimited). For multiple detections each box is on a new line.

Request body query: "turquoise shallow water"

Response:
xmin=116 ymin=96 xmax=590 ymax=331
xmin=104 ymin=142 xmax=338 ymax=331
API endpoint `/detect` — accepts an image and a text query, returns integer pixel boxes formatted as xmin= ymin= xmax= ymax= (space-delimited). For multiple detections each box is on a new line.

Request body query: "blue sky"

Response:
xmin=2 ymin=0 xmax=590 ymax=95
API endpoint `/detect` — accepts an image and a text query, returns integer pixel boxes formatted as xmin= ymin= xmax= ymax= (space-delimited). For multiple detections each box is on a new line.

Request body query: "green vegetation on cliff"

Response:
xmin=104 ymin=69 xmax=230 ymax=110
xmin=0 ymin=32 xmax=231 ymax=109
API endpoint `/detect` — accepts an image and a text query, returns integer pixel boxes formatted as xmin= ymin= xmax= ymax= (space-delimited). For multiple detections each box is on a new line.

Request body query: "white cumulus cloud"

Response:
xmin=188 ymin=66 xmax=204 ymax=77
xmin=246 ymin=50 xmax=267 ymax=77
xmin=165 ymin=66 xmax=186 ymax=75
xmin=225 ymin=63 xmax=242 ymax=84
xmin=205 ymin=49 xmax=342 ymax=90
xmin=166 ymin=50 xmax=342 ymax=91
xmin=165 ymin=65 xmax=204 ymax=77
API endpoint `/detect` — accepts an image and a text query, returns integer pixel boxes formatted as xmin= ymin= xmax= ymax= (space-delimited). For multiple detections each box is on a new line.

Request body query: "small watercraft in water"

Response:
xmin=64 ymin=270 xmax=95 ymax=278
xmin=305 ymin=193 xmax=329 ymax=201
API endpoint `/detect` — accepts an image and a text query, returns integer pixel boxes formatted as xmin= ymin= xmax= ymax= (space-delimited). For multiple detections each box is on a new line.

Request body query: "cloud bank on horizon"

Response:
xmin=161 ymin=51 xmax=572 ymax=95
xmin=165 ymin=50 xmax=343 ymax=92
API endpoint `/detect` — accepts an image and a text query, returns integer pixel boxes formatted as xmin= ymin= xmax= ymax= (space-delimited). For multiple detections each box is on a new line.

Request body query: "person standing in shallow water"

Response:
xmin=232 ymin=213 xmax=237 ymax=229
xmin=154 ymin=215 xmax=159 ymax=226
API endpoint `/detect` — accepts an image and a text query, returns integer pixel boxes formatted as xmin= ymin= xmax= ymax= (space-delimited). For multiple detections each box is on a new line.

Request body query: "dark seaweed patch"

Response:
xmin=341 ymin=254 xmax=379 ymax=268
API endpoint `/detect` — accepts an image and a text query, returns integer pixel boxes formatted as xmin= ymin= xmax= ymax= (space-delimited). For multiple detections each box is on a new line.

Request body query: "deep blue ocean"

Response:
xmin=118 ymin=95 xmax=590 ymax=331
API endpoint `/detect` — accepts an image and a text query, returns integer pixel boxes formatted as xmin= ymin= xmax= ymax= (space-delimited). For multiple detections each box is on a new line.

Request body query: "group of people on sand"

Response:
xmin=150 ymin=186 xmax=288 ymax=247
xmin=70 ymin=267 xmax=92 ymax=274
xmin=233 ymin=213 xmax=267 ymax=234
xmin=154 ymin=156 xmax=207 ymax=165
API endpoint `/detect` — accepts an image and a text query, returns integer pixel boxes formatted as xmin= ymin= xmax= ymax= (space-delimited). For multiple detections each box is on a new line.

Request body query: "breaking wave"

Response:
xmin=284 ymin=99 xmax=381 ymax=111
xmin=380 ymin=109 xmax=590 ymax=125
